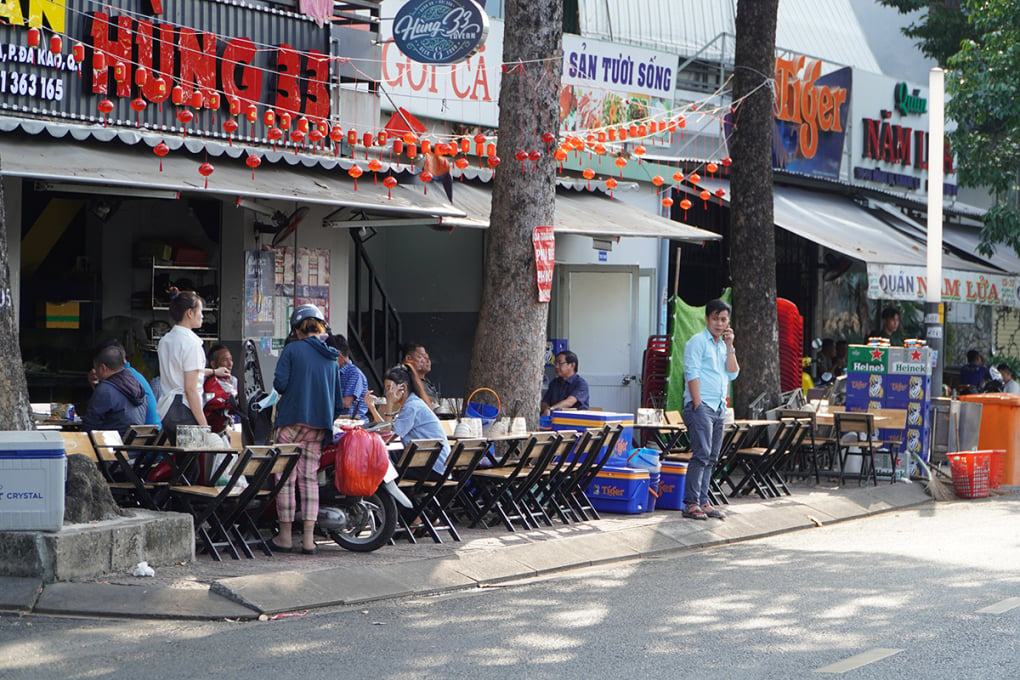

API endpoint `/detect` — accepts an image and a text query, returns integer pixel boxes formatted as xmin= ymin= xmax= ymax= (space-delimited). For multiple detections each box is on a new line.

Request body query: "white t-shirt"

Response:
xmin=156 ymin=324 xmax=207 ymax=419
xmin=1004 ymin=380 xmax=1020 ymax=395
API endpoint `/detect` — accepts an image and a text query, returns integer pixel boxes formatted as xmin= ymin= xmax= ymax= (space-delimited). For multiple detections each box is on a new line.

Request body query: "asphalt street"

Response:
xmin=2 ymin=497 xmax=1018 ymax=680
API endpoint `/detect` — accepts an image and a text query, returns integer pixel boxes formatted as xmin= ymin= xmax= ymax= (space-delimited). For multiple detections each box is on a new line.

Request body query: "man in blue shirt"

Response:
xmin=681 ymin=299 xmax=739 ymax=520
xmin=327 ymin=334 xmax=369 ymax=420
xmin=541 ymin=350 xmax=590 ymax=415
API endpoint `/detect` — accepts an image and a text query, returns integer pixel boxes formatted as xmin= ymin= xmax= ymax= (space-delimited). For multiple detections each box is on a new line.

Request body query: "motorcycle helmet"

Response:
xmin=290 ymin=303 xmax=326 ymax=329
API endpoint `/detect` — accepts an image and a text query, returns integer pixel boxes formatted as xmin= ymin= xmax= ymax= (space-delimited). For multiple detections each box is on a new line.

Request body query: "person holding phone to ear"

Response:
xmin=681 ymin=299 xmax=739 ymax=521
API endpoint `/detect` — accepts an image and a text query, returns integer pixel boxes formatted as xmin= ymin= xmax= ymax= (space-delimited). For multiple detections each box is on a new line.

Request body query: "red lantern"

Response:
xmin=383 ymin=175 xmax=398 ymax=199
xmin=246 ymin=154 xmax=261 ymax=179
xmin=309 ymin=129 xmax=324 ymax=146
xmin=406 ymin=143 xmax=417 ymax=159
xmin=392 ymin=139 xmax=403 ymax=156
xmin=347 ymin=130 xmax=358 ymax=146
xmin=582 ymin=166 xmax=595 ymax=190
xmin=206 ymin=92 xmax=220 ymax=109
xmin=49 ymin=35 xmax=61 ymax=55
xmin=672 ymin=171 xmax=684 ymax=185
xmin=27 ymin=28 xmax=40 ymax=48
xmin=97 ymin=99 xmax=114 ymax=126
xmin=706 ymin=162 xmax=719 ymax=175
xmin=93 ymin=51 xmax=106 ymax=71
xmin=593 ymin=143 xmax=606 ymax=156
xmin=330 ymin=125 xmax=343 ymax=142
xmin=348 ymin=164 xmax=363 ymax=190
xmin=267 ymin=127 xmax=283 ymax=151
xmin=721 ymin=157 xmax=732 ymax=167
xmin=514 ymin=149 xmax=528 ymax=169
xmin=679 ymin=198 xmax=692 ymax=218
xmin=153 ymin=141 xmax=169 ymax=171
xmin=633 ymin=145 xmax=646 ymax=163
xmin=223 ymin=119 xmax=238 ymax=145
xmin=279 ymin=112 xmax=291 ymax=130
xmin=297 ymin=117 xmax=309 ymax=133
xmin=72 ymin=42 xmax=85 ymax=63
xmin=554 ymin=147 xmax=568 ymax=162
xmin=177 ymin=110 xmax=194 ymax=125
xmin=637 ymin=124 xmax=647 ymax=137
xmin=608 ymin=128 xmax=617 ymax=141
xmin=486 ymin=155 xmax=500 ymax=169
xmin=130 ymin=97 xmax=146 ymax=126
xmin=376 ymin=130 xmax=388 ymax=147
xmin=528 ymin=150 xmax=541 ymax=162
xmin=362 ymin=132 xmax=373 ymax=148
xmin=605 ymin=177 xmax=618 ymax=197
xmin=689 ymin=172 xmax=701 ymax=185
xmin=228 ymin=97 xmax=241 ymax=116
xmin=153 ymin=77 xmax=167 ymax=99
xmin=421 ymin=140 xmax=432 ymax=155
xmin=652 ymin=175 xmax=665 ymax=187
xmin=133 ymin=66 xmax=148 ymax=88
xmin=618 ymin=127 xmax=628 ymax=141
xmin=289 ymin=129 xmax=305 ymax=147
xmin=114 ymin=61 xmax=127 ymax=83
xmin=662 ymin=197 xmax=674 ymax=208
xmin=542 ymin=131 xmax=555 ymax=145
xmin=317 ymin=120 xmax=329 ymax=136
xmin=246 ymin=104 xmax=258 ymax=123
xmin=419 ymin=170 xmax=433 ymax=193
xmin=368 ymin=159 xmax=382 ymax=184
xmin=715 ymin=188 xmax=726 ymax=204
xmin=473 ymin=133 xmax=486 ymax=145
xmin=403 ymin=132 xmax=417 ymax=145
xmin=460 ymin=138 xmax=470 ymax=154
xmin=614 ymin=156 xmax=627 ymax=177
xmin=486 ymin=143 xmax=497 ymax=157
xmin=454 ymin=157 xmax=469 ymax=171
xmin=189 ymin=90 xmax=203 ymax=109
xmin=171 ymin=86 xmax=184 ymax=106
xmin=700 ymin=189 xmax=711 ymax=208
xmin=198 ymin=161 xmax=214 ymax=189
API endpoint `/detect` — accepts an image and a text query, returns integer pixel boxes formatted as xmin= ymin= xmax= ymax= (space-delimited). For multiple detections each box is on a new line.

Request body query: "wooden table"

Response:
xmin=632 ymin=423 xmax=687 ymax=454
xmin=110 ymin=443 xmax=239 ymax=510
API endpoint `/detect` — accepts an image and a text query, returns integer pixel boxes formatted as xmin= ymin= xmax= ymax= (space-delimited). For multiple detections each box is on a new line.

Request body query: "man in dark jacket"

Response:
xmin=82 ymin=344 xmax=147 ymax=434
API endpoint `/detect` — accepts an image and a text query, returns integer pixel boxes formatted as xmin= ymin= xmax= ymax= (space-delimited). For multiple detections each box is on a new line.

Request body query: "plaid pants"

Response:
xmin=274 ymin=424 xmax=327 ymax=523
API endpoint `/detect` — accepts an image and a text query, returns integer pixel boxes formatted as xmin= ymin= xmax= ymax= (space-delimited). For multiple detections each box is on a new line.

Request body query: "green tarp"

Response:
xmin=666 ymin=290 xmax=732 ymax=410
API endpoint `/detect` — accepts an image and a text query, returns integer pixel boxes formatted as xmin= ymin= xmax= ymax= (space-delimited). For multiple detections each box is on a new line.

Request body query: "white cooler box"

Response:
xmin=0 ymin=431 xmax=66 ymax=532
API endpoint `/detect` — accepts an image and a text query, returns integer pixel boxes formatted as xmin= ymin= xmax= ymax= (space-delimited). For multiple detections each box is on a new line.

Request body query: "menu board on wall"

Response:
xmin=272 ymin=246 xmax=330 ymax=347
xmin=243 ymin=249 xmax=276 ymax=338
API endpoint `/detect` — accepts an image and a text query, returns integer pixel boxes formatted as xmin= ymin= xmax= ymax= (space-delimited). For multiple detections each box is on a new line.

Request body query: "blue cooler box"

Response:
xmin=0 ymin=431 xmax=66 ymax=532
xmin=552 ymin=410 xmax=634 ymax=459
xmin=657 ymin=461 xmax=688 ymax=510
xmin=586 ymin=465 xmax=650 ymax=514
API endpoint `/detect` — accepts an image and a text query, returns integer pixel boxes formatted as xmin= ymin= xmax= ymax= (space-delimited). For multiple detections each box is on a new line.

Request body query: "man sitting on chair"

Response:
xmin=83 ymin=343 xmax=147 ymax=434
xmin=541 ymin=351 xmax=590 ymax=416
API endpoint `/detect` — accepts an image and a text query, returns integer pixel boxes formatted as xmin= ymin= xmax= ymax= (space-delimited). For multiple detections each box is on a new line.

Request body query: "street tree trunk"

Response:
xmin=466 ymin=0 xmax=563 ymax=428
xmin=729 ymin=0 xmax=781 ymax=416
xmin=0 ymin=176 xmax=33 ymax=430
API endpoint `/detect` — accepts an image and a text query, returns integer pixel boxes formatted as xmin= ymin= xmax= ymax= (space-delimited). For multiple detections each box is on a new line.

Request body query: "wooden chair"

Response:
xmin=225 ymin=444 xmax=302 ymax=557
xmin=775 ymin=408 xmax=835 ymax=483
xmin=391 ymin=439 xmax=449 ymax=543
xmin=834 ymin=412 xmax=879 ymax=487
xmin=728 ymin=419 xmax=803 ymax=498
xmin=60 ymin=432 xmax=97 ymax=461
xmin=88 ymin=430 xmax=156 ymax=508
xmin=419 ymin=437 xmax=491 ymax=542
xmin=567 ymin=424 xmax=624 ymax=521
xmin=465 ymin=432 xmax=561 ymax=531
xmin=123 ymin=424 xmax=165 ymax=446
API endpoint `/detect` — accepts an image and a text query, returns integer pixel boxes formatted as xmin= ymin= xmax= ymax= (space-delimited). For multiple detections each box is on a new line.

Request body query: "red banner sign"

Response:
xmin=533 ymin=225 xmax=554 ymax=303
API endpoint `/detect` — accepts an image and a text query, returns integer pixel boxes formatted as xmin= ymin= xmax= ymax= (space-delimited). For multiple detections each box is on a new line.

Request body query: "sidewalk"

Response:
xmin=0 ymin=481 xmax=935 ymax=621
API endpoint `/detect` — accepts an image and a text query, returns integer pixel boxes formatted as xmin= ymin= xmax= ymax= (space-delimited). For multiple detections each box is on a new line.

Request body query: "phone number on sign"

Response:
xmin=0 ymin=71 xmax=63 ymax=101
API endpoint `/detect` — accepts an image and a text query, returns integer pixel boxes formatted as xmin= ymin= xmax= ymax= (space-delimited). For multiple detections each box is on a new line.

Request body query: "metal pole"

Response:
xmin=926 ymin=67 xmax=945 ymax=397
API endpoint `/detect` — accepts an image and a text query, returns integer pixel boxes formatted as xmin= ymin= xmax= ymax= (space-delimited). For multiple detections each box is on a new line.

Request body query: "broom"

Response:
xmin=911 ymin=451 xmax=956 ymax=501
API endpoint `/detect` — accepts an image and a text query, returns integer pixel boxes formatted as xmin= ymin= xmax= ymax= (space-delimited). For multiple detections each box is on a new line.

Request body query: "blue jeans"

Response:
xmin=682 ymin=401 xmax=725 ymax=506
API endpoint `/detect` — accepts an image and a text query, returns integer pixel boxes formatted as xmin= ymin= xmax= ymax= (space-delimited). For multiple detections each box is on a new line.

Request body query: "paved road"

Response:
xmin=2 ymin=498 xmax=1019 ymax=679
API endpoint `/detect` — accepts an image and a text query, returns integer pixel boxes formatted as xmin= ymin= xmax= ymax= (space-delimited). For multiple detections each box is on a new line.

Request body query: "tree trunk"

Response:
xmin=0 ymin=176 xmax=33 ymax=430
xmin=466 ymin=0 xmax=563 ymax=429
xmin=729 ymin=0 xmax=781 ymax=416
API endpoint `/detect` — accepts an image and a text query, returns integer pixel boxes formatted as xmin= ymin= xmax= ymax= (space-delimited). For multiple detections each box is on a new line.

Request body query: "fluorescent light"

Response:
xmin=34 ymin=181 xmax=179 ymax=200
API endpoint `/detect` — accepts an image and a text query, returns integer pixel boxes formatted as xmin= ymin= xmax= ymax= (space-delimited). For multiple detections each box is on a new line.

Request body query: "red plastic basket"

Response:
xmin=948 ymin=451 xmax=991 ymax=499
xmin=989 ymin=449 xmax=1005 ymax=490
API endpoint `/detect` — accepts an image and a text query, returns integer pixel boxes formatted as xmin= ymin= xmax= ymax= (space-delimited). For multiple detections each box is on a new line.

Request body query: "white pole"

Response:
xmin=926 ymin=67 xmax=945 ymax=396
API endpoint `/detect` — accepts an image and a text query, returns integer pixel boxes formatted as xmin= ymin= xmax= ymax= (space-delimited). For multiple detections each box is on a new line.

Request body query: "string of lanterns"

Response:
xmin=22 ymin=23 xmax=738 ymax=209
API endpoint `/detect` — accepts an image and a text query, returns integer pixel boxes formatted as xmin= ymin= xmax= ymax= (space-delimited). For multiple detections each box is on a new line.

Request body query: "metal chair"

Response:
xmin=834 ymin=412 xmax=879 ymax=487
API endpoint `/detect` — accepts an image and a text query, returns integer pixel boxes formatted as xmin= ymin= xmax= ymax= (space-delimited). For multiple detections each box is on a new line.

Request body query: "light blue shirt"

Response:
xmin=683 ymin=328 xmax=739 ymax=410
xmin=393 ymin=393 xmax=450 ymax=473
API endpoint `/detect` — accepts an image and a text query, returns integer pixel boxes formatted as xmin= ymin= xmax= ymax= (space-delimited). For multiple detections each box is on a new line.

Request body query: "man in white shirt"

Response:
xmin=999 ymin=364 xmax=1020 ymax=394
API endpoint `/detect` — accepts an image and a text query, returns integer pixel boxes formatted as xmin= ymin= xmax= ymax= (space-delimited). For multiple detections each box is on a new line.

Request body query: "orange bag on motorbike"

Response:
xmin=334 ymin=427 xmax=389 ymax=496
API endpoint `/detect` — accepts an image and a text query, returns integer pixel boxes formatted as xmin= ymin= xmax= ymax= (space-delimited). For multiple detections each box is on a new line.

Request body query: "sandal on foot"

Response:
xmin=702 ymin=504 xmax=725 ymax=519
xmin=301 ymin=546 xmax=318 ymax=555
xmin=268 ymin=540 xmax=292 ymax=553
xmin=682 ymin=504 xmax=708 ymax=520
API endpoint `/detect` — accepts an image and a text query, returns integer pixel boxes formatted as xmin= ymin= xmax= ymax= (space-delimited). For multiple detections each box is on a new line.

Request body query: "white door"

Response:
xmin=557 ymin=266 xmax=640 ymax=413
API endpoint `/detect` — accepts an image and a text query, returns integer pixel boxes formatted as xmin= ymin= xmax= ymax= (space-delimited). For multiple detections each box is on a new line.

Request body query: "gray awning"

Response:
xmin=0 ymin=134 xmax=466 ymax=221
xmin=689 ymin=177 xmax=1000 ymax=273
xmin=445 ymin=180 xmax=721 ymax=242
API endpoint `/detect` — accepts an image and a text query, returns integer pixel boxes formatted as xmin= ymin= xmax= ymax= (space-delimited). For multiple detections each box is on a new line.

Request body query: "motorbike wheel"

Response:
xmin=326 ymin=491 xmax=397 ymax=553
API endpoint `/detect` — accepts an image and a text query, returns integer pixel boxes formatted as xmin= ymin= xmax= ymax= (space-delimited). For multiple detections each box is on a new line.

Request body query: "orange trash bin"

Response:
xmin=958 ymin=393 xmax=1020 ymax=486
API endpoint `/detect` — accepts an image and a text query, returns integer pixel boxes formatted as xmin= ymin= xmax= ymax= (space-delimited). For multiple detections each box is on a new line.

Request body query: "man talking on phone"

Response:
xmin=681 ymin=299 xmax=739 ymax=520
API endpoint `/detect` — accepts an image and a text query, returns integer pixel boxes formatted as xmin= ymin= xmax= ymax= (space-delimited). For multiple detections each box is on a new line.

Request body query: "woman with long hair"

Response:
xmin=157 ymin=290 xmax=228 ymax=442
xmin=367 ymin=364 xmax=449 ymax=474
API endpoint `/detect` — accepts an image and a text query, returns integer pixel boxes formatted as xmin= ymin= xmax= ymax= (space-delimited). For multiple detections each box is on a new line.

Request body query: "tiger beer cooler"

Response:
xmin=846 ymin=345 xmax=933 ymax=478
xmin=0 ymin=431 xmax=66 ymax=532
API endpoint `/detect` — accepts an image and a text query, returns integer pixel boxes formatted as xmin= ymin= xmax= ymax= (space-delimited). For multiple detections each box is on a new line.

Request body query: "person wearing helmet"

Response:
xmin=270 ymin=303 xmax=343 ymax=555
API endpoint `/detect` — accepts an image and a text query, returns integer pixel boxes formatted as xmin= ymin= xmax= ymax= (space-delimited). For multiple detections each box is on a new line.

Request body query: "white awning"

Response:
xmin=0 ymin=134 xmax=466 ymax=222
xmin=689 ymin=177 xmax=999 ymax=274
xmin=445 ymin=180 xmax=721 ymax=242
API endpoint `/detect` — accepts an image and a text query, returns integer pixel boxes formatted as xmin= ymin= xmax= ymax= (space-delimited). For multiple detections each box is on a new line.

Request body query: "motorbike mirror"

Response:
xmin=820 ymin=372 xmax=833 ymax=383
xmin=811 ymin=337 xmax=823 ymax=350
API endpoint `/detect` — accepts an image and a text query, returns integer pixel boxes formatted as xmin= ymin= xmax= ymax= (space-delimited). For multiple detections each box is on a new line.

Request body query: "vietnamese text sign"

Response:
xmin=533 ymin=225 xmax=555 ymax=302
xmin=868 ymin=263 xmax=1020 ymax=308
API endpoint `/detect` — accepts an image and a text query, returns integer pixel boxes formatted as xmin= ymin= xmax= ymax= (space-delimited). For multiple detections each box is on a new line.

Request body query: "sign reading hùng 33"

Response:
xmin=393 ymin=0 xmax=488 ymax=64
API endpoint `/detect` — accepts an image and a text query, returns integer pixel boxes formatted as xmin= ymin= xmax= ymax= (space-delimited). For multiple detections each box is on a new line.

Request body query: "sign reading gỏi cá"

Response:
xmin=393 ymin=0 xmax=489 ymax=64
xmin=867 ymin=263 xmax=1020 ymax=308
